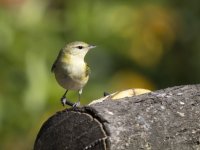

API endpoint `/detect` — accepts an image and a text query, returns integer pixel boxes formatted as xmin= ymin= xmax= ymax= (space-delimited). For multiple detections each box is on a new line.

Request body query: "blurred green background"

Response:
xmin=0 ymin=0 xmax=199 ymax=149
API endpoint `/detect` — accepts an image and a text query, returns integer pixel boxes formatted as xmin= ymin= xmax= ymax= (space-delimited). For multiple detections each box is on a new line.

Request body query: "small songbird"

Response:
xmin=51 ymin=41 xmax=96 ymax=107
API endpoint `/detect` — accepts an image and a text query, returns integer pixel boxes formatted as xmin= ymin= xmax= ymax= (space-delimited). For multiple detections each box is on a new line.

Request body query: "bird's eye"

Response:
xmin=77 ymin=46 xmax=83 ymax=49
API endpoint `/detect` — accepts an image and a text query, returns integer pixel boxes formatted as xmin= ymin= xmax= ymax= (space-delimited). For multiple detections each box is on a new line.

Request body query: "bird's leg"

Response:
xmin=61 ymin=90 xmax=74 ymax=107
xmin=61 ymin=90 xmax=68 ymax=106
xmin=72 ymin=89 xmax=82 ymax=107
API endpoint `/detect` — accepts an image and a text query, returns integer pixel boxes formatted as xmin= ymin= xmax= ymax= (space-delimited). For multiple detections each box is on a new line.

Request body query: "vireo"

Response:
xmin=51 ymin=41 xmax=96 ymax=107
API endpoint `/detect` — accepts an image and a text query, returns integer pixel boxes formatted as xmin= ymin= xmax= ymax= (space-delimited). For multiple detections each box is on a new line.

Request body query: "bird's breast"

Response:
xmin=54 ymin=56 xmax=89 ymax=90
xmin=63 ymin=58 xmax=87 ymax=79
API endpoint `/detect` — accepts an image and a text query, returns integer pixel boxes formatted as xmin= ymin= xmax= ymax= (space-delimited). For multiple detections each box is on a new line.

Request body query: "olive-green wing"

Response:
xmin=51 ymin=49 xmax=63 ymax=73
xmin=85 ymin=64 xmax=91 ymax=76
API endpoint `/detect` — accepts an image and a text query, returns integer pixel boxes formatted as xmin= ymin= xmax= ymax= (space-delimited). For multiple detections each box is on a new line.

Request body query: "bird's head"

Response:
xmin=63 ymin=41 xmax=96 ymax=58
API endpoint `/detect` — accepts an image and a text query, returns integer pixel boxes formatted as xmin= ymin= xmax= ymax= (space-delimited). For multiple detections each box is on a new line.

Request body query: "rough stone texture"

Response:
xmin=34 ymin=84 xmax=200 ymax=150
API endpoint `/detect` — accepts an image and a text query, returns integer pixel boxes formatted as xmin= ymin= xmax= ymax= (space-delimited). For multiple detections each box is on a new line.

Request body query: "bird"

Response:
xmin=51 ymin=41 xmax=96 ymax=107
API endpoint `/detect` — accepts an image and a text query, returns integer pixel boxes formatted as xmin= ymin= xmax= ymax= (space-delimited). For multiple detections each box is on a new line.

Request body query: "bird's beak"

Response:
xmin=88 ymin=45 xmax=96 ymax=49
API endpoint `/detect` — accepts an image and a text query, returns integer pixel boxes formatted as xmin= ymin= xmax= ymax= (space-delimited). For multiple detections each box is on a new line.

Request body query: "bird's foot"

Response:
xmin=72 ymin=102 xmax=80 ymax=108
xmin=61 ymin=97 xmax=67 ymax=106
xmin=61 ymin=97 xmax=74 ymax=107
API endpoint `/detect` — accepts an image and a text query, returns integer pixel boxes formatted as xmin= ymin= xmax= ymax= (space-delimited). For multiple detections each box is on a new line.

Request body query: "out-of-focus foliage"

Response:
xmin=0 ymin=0 xmax=199 ymax=149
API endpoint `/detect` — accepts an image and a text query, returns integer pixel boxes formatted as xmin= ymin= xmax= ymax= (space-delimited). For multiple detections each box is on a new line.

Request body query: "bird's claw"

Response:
xmin=61 ymin=97 xmax=67 ymax=106
xmin=72 ymin=102 xmax=80 ymax=108
xmin=61 ymin=97 xmax=77 ymax=107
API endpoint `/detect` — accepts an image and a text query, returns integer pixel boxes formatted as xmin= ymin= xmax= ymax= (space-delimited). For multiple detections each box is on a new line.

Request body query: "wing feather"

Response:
xmin=51 ymin=49 xmax=63 ymax=72
xmin=85 ymin=64 xmax=91 ymax=77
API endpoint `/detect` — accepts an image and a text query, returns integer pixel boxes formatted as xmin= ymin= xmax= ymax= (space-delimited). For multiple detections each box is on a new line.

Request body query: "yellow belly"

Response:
xmin=54 ymin=66 xmax=89 ymax=90
xmin=54 ymin=54 xmax=89 ymax=90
